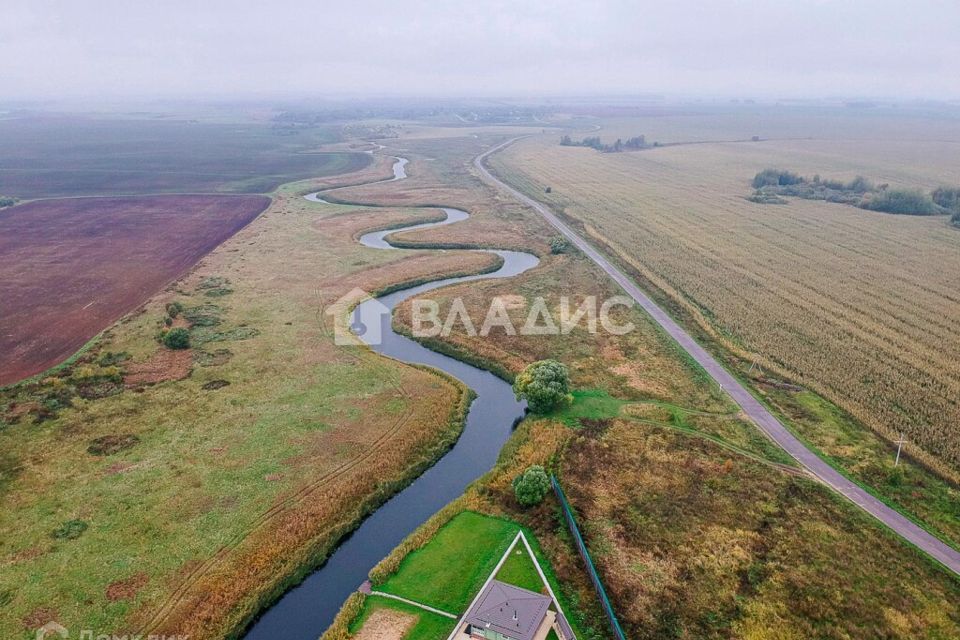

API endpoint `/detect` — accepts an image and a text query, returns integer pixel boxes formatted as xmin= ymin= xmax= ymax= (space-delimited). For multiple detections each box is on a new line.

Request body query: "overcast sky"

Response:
xmin=2 ymin=0 xmax=958 ymax=101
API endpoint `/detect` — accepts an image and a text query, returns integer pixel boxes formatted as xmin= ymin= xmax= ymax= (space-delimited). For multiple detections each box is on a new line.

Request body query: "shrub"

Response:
xmin=162 ymin=328 xmax=191 ymax=350
xmin=51 ymin=519 xmax=88 ymax=540
xmin=859 ymin=189 xmax=940 ymax=215
xmin=752 ymin=169 xmax=803 ymax=189
xmin=549 ymin=236 xmax=570 ymax=254
xmin=0 ymin=195 xmax=17 ymax=208
xmin=512 ymin=465 xmax=551 ymax=507
xmin=87 ymin=434 xmax=140 ymax=455
xmin=513 ymin=359 xmax=572 ymax=413
xmin=847 ymin=175 xmax=874 ymax=193
xmin=165 ymin=301 xmax=183 ymax=318
xmin=97 ymin=351 xmax=130 ymax=367
xmin=932 ymin=187 xmax=960 ymax=213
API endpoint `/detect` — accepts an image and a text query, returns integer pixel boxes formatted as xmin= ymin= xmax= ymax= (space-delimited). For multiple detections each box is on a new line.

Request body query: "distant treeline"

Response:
xmin=560 ymin=135 xmax=650 ymax=152
xmin=750 ymin=169 xmax=960 ymax=225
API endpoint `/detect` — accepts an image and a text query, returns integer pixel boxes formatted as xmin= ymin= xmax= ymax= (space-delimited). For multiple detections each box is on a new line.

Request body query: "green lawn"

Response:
xmin=349 ymin=596 xmax=453 ymax=640
xmin=551 ymin=389 xmax=625 ymax=424
xmin=378 ymin=511 xmax=521 ymax=613
xmin=495 ymin=545 xmax=544 ymax=594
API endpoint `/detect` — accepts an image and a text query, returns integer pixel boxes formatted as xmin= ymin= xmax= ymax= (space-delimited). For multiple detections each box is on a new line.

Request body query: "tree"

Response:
xmin=549 ymin=236 xmax=569 ymax=254
xmin=559 ymin=135 xmax=573 ymax=146
xmin=513 ymin=359 xmax=572 ymax=413
xmin=162 ymin=327 xmax=191 ymax=349
xmin=933 ymin=187 xmax=960 ymax=213
xmin=859 ymin=189 xmax=939 ymax=215
xmin=512 ymin=465 xmax=551 ymax=507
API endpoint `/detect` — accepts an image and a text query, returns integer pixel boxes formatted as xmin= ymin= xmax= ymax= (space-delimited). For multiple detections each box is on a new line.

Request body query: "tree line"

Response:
xmin=560 ymin=135 xmax=649 ymax=152
xmin=750 ymin=169 xmax=960 ymax=223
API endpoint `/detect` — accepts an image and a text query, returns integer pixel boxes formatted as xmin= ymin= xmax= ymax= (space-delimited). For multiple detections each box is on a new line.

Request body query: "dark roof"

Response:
xmin=465 ymin=580 xmax=551 ymax=640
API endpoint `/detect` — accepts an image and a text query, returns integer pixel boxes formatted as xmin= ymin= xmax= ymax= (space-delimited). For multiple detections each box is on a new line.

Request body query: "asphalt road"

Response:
xmin=475 ymin=137 xmax=960 ymax=577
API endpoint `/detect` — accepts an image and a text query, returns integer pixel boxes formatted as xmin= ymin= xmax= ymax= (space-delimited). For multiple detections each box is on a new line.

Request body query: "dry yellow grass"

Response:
xmin=492 ymin=116 xmax=960 ymax=479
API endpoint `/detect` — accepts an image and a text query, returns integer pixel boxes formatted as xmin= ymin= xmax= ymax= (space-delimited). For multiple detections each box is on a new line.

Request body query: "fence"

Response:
xmin=551 ymin=475 xmax=627 ymax=640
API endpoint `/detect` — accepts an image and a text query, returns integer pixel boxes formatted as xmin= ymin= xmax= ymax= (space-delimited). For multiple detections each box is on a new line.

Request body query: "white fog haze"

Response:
xmin=2 ymin=0 xmax=959 ymax=100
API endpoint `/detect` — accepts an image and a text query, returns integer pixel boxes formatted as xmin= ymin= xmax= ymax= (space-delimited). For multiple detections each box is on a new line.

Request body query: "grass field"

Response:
xmin=0 ymin=153 xmax=503 ymax=639
xmin=489 ymin=110 xmax=960 ymax=536
xmin=560 ymin=418 xmax=960 ymax=639
xmin=0 ymin=115 xmax=370 ymax=197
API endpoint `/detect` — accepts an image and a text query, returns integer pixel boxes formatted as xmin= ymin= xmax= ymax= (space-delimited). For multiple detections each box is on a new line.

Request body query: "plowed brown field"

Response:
xmin=0 ymin=194 xmax=269 ymax=385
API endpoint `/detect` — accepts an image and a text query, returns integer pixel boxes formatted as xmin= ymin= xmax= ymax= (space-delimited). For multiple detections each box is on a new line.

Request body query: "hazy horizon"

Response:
xmin=2 ymin=0 xmax=959 ymax=101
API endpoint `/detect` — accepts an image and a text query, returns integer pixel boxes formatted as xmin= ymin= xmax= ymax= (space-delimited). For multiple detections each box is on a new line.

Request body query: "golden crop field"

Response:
xmin=492 ymin=111 xmax=960 ymax=478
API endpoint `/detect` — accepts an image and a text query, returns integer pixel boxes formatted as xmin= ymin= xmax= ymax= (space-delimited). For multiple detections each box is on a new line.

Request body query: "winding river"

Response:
xmin=243 ymin=155 xmax=539 ymax=639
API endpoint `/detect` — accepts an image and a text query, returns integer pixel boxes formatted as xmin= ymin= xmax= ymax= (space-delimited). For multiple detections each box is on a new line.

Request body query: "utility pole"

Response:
xmin=894 ymin=432 xmax=906 ymax=467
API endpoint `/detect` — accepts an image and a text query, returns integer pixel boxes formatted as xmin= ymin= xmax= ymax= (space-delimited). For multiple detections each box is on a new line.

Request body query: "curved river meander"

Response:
xmin=243 ymin=156 xmax=540 ymax=639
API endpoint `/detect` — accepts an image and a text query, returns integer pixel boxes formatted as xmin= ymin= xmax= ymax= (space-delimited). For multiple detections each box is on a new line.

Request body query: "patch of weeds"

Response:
xmin=97 ymin=351 xmax=131 ymax=367
xmin=0 ymin=588 xmax=13 ymax=607
xmin=70 ymin=365 xmax=123 ymax=386
xmin=51 ymin=519 xmax=88 ymax=540
xmin=193 ymin=348 xmax=233 ymax=367
xmin=87 ymin=434 xmax=140 ymax=456
xmin=578 ymin=417 xmax=611 ymax=438
xmin=203 ymin=287 xmax=234 ymax=297
xmin=197 ymin=276 xmax=230 ymax=290
xmin=0 ymin=450 xmax=22 ymax=495
xmin=192 ymin=326 xmax=260 ymax=345
xmin=183 ymin=303 xmax=224 ymax=327
xmin=31 ymin=405 xmax=59 ymax=424
xmin=40 ymin=386 xmax=75 ymax=411
xmin=75 ymin=381 xmax=123 ymax=400
xmin=202 ymin=380 xmax=230 ymax=391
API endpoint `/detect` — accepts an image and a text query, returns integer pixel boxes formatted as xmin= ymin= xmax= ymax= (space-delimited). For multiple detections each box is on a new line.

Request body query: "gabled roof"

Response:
xmin=464 ymin=580 xmax=551 ymax=640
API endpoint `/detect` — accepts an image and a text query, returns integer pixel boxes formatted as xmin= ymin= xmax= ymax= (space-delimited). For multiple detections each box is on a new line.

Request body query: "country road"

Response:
xmin=475 ymin=137 xmax=960 ymax=577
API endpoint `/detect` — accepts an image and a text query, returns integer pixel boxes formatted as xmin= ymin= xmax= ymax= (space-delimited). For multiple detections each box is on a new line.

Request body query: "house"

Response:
xmin=459 ymin=580 xmax=570 ymax=640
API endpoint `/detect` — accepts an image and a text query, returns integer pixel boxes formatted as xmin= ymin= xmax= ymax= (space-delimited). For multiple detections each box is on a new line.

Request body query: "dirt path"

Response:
xmin=476 ymin=137 xmax=960 ymax=578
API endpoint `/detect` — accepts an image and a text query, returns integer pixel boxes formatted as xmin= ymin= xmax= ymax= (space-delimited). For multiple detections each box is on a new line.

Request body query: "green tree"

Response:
xmin=162 ymin=327 xmax=191 ymax=350
xmin=513 ymin=359 xmax=572 ymax=413
xmin=932 ymin=187 xmax=960 ymax=213
xmin=859 ymin=189 xmax=939 ymax=215
xmin=512 ymin=465 xmax=551 ymax=507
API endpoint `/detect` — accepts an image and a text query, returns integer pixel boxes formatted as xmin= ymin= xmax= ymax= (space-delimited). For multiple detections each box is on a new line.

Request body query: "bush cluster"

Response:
xmin=560 ymin=134 xmax=648 ymax=152
xmin=751 ymin=168 xmax=959 ymax=218
xmin=512 ymin=465 xmax=551 ymax=507
xmin=162 ymin=327 xmax=191 ymax=350
xmin=549 ymin=236 xmax=570 ymax=254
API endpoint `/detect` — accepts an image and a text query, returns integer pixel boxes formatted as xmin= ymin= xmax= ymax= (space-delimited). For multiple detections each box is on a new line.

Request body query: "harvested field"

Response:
xmin=492 ymin=115 xmax=960 ymax=480
xmin=0 ymin=194 xmax=269 ymax=385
